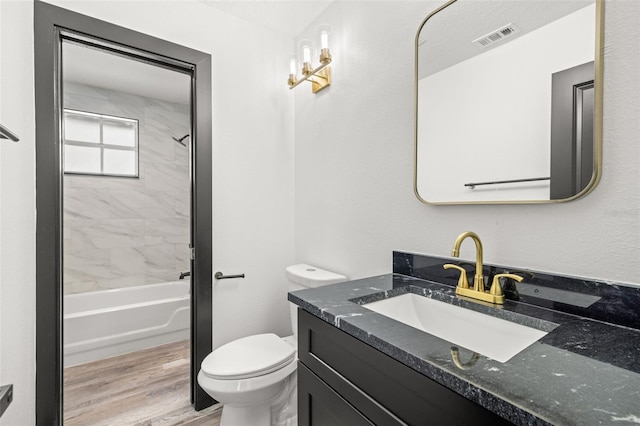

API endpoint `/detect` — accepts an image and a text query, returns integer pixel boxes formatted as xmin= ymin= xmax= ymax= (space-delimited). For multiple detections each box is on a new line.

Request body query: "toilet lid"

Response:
xmin=201 ymin=333 xmax=296 ymax=380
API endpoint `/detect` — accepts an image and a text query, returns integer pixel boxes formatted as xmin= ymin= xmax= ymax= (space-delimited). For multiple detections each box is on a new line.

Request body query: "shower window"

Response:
xmin=63 ymin=109 xmax=139 ymax=177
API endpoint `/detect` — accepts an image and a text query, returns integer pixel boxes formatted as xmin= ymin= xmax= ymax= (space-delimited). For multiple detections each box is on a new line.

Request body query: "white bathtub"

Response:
xmin=63 ymin=280 xmax=190 ymax=367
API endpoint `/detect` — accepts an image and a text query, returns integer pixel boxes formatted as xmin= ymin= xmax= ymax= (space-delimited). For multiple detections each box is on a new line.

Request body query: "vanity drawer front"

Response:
xmin=298 ymin=309 xmax=510 ymax=426
xmin=298 ymin=362 xmax=376 ymax=426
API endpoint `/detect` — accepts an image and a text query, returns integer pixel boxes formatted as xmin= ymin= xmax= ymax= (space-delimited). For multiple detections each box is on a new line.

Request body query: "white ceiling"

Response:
xmin=197 ymin=0 xmax=333 ymax=37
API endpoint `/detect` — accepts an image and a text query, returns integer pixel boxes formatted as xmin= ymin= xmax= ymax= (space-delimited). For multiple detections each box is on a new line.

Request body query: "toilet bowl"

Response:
xmin=198 ymin=264 xmax=347 ymax=426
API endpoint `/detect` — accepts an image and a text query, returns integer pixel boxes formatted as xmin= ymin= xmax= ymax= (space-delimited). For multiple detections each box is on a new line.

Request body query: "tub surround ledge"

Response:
xmin=288 ymin=252 xmax=640 ymax=426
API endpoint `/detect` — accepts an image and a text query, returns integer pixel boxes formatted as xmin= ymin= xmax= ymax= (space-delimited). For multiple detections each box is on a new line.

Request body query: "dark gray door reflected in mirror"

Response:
xmin=550 ymin=61 xmax=595 ymax=200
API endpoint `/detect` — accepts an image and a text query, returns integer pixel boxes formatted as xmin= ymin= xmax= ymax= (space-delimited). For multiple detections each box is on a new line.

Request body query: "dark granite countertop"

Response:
xmin=288 ymin=262 xmax=640 ymax=425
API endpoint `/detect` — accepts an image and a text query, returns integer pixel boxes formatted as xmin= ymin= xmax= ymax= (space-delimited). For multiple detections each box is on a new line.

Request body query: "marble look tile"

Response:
xmin=175 ymin=244 xmax=191 ymax=268
xmin=64 ymin=249 xmax=111 ymax=283
xmin=135 ymin=244 xmax=176 ymax=272
xmin=145 ymin=218 xmax=189 ymax=245
xmin=144 ymin=162 xmax=189 ymax=193
xmin=64 ymin=174 xmax=146 ymax=191
xmin=64 ymin=83 xmax=110 ymax=102
xmin=108 ymin=189 xmax=175 ymax=219
xmin=111 ymin=247 xmax=146 ymax=277
xmin=64 ymin=219 xmax=101 ymax=252
xmin=64 ymin=188 xmax=111 ymax=220
xmin=79 ymin=219 xmax=145 ymax=249
xmin=175 ymin=137 xmax=189 ymax=167
xmin=176 ymin=189 xmax=190 ymax=219
xmin=139 ymin=129 xmax=176 ymax=165
xmin=145 ymin=106 xmax=189 ymax=137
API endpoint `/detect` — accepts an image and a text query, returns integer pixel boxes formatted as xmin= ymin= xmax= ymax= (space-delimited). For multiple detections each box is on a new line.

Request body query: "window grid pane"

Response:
xmin=63 ymin=109 xmax=139 ymax=177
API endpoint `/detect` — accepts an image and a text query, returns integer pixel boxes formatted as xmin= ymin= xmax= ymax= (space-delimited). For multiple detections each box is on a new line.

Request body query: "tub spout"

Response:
xmin=179 ymin=271 xmax=191 ymax=280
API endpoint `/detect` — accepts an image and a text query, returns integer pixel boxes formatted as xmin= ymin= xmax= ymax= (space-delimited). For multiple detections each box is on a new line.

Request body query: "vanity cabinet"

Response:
xmin=297 ymin=309 xmax=511 ymax=426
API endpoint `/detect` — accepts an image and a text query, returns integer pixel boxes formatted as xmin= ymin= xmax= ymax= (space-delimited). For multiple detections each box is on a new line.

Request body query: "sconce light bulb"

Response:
xmin=303 ymin=45 xmax=311 ymax=64
xmin=320 ymin=31 xmax=329 ymax=49
xmin=289 ymin=58 xmax=297 ymax=75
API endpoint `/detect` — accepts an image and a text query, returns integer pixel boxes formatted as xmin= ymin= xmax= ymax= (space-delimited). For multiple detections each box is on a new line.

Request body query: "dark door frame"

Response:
xmin=34 ymin=2 xmax=213 ymax=424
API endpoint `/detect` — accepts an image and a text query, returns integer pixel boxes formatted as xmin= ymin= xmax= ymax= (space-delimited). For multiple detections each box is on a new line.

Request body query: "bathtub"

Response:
xmin=63 ymin=280 xmax=190 ymax=367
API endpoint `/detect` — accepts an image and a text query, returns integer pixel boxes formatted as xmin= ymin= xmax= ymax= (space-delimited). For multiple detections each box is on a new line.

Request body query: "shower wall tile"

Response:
xmin=64 ymin=188 xmax=111 ymax=220
xmin=145 ymin=218 xmax=189 ymax=245
xmin=137 ymin=244 xmax=176 ymax=271
xmin=176 ymin=190 xmax=190 ymax=219
xmin=80 ymin=219 xmax=145 ymax=249
xmin=63 ymin=83 xmax=190 ymax=295
xmin=64 ymin=249 xmax=111 ymax=283
xmin=67 ymin=223 xmax=101 ymax=252
xmin=108 ymin=190 xmax=175 ymax=219
xmin=146 ymin=106 xmax=190 ymax=137
xmin=110 ymin=247 xmax=146 ymax=277
xmin=175 ymin=244 xmax=191 ymax=271
xmin=139 ymin=130 xmax=176 ymax=165
xmin=64 ymin=174 xmax=147 ymax=191
xmin=144 ymin=162 xmax=189 ymax=192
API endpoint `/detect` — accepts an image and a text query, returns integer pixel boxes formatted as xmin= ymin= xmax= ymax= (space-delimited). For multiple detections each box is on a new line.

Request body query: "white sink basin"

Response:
xmin=362 ymin=293 xmax=550 ymax=363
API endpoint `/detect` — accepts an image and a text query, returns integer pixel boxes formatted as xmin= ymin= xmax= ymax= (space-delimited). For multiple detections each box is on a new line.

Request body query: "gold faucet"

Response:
xmin=450 ymin=231 xmax=485 ymax=292
xmin=444 ymin=231 xmax=522 ymax=304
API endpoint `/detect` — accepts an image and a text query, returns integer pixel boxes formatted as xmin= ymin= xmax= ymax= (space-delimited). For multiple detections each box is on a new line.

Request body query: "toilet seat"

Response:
xmin=201 ymin=333 xmax=296 ymax=380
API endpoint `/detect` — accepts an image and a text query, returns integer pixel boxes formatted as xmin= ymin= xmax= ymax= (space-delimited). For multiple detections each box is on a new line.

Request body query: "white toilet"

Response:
xmin=197 ymin=264 xmax=347 ymax=426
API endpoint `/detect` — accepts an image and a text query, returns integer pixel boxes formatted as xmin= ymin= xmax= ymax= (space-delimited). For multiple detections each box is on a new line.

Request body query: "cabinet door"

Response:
xmin=298 ymin=363 xmax=374 ymax=426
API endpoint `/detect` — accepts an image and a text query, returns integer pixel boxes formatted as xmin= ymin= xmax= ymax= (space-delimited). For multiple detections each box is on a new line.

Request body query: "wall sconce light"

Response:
xmin=288 ymin=26 xmax=332 ymax=94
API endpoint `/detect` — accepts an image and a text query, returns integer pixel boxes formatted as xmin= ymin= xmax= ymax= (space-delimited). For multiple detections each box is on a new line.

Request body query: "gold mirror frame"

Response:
xmin=414 ymin=0 xmax=604 ymax=205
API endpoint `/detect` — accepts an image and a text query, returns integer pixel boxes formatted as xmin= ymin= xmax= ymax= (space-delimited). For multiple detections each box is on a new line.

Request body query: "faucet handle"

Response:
xmin=443 ymin=264 xmax=470 ymax=289
xmin=489 ymin=273 xmax=524 ymax=297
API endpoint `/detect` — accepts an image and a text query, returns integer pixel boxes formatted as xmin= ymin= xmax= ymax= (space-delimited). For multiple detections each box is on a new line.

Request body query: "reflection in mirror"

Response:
xmin=415 ymin=0 xmax=602 ymax=204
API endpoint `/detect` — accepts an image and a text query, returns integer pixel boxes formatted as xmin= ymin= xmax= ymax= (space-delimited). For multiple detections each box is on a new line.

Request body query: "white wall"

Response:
xmin=0 ymin=1 xmax=37 ymax=424
xmin=418 ymin=5 xmax=595 ymax=202
xmin=294 ymin=1 xmax=640 ymax=285
xmin=0 ymin=1 xmax=294 ymax=423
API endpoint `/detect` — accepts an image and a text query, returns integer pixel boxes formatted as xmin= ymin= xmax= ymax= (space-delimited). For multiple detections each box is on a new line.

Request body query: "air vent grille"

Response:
xmin=472 ymin=24 xmax=519 ymax=48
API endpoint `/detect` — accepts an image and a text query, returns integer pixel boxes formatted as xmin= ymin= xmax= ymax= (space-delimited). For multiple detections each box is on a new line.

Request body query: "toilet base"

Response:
xmin=220 ymin=403 xmax=272 ymax=426
xmin=218 ymin=371 xmax=298 ymax=426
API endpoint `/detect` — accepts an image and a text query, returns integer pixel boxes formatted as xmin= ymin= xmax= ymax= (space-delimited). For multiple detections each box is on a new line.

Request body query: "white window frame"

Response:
xmin=63 ymin=109 xmax=139 ymax=177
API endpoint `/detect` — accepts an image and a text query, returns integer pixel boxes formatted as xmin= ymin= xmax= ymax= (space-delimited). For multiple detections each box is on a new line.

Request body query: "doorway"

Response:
xmin=34 ymin=2 xmax=213 ymax=424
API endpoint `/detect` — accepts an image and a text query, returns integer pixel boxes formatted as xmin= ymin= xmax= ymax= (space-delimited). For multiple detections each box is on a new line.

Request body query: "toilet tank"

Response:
xmin=287 ymin=264 xmax=347 ymax=340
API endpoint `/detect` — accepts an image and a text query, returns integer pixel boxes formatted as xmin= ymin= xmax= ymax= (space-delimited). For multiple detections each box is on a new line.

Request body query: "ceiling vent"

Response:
xmin=472 ymin=24 xmax=519 ymax=48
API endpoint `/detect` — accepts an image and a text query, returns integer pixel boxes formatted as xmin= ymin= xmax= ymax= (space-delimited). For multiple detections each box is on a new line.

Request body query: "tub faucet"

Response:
xmin=179 ymin=271 xmax=191 ymax=280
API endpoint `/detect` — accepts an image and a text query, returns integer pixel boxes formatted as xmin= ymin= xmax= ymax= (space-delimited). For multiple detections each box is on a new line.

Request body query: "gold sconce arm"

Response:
xmin=288 ymin=59 xmax=332 ymax=94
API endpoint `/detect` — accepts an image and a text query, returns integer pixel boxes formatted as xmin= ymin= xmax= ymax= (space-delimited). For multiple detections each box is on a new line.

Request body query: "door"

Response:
xmin=34 ymin=2 xmax=213 ymax=424
xmin=550 ymin=61 xmax=595 ymax=200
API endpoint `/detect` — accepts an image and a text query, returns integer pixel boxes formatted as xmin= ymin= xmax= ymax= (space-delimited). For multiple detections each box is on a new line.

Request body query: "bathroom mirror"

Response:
xmin=414 ymin=0 xmax=603 ymax=204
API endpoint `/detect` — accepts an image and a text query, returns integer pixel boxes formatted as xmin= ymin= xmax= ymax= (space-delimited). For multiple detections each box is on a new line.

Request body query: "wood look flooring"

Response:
xmin=64 ymin=340 xmax=222 ymax=425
